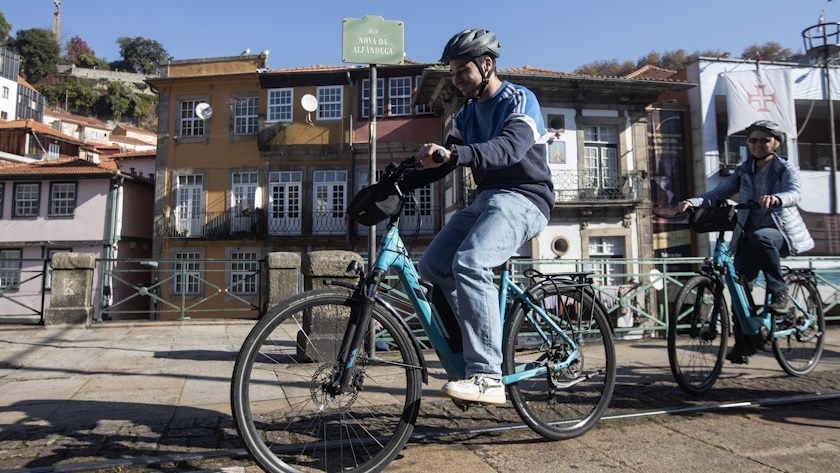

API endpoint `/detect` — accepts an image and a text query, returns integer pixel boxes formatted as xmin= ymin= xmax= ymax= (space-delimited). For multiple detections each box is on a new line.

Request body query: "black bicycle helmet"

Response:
xmin=744 ymin=120 xmax=785 ymax=141
xmin=439 ymin=29 xmax=501 ymax=63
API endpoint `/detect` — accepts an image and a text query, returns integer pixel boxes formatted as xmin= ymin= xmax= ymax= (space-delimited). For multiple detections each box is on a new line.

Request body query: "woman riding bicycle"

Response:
xmin=677 ymin=119 xmax=814 ymax=364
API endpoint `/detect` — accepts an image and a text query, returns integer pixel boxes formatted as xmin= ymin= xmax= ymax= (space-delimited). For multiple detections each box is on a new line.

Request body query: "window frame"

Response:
xmin=172 ymin=251 xmax=202 ymax=295
xmin=178 ymin=99 xmax=207 ymax=139
xmin=361 ymin=78 xmax=384 ymax=118
xmin=268 ymin=171 xmax=302 ymax=235
xmin=0 ymin=249 xmax=22 ymax=291
xmin=316 ymin=86 xmax=343 ymax=121
xmin=48 ymin=181 xmax=77 ymax=217
xmin=13 ymin=182 xmax=40 ymax=218
xmin=229 ymin=250 xmax=259 ymax=295
xmin=267 ymin=88 xmax=293 ymax=123
xmin=233 ymin=96 xmax=258 ymax=135
xmin=388 ymin=76 xmax=412 ymax=116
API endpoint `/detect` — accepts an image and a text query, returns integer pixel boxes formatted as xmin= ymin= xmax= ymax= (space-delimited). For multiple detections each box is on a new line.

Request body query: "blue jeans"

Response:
xmin=418 ymin=189 xmax=548 ymax=378
xmin=734 ymin=227 xmax=789 ymax=294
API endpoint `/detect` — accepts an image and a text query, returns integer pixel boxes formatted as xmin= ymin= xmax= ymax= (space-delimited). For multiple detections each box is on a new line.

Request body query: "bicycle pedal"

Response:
xmin=450 ymin=398 xmax=481 ymax=412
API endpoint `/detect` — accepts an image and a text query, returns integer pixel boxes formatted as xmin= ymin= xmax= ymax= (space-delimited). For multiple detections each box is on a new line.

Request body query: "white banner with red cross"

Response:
xmin=720 ymin=68 xmax=796 ymax=139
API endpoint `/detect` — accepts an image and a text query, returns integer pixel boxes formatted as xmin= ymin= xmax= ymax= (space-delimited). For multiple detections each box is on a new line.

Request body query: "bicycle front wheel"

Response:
xmin=231 ymin=287 xmax=423 ymax=473
xmin=668 ymin=275 xmax=729 ymax=395
xmin=773 ymin=276 xmax=825 ymax=376
xmin=503 ymin=282 xmax=616 ymax=441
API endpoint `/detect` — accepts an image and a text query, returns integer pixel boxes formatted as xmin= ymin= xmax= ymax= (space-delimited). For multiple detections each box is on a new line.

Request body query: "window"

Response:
xmin=268 ymin=171 xmax=302 ymax=235
xmin=233 ymin=97 xmax=258 ymax=135
xmin=0 ymin=249 xmax=21 ymax=290
xmin=173 ymin=251 xmax=201 ymax=295
xmin=361 ymin=78 xmax=384 ymax=118
xmin=415 ymin=75 xmax=432 ymax=115
xmin=583 ymin=126 xmax=619 ymax=194
xmin=45 ymin=248 xmax=71 ymax=289
xmin=313 ymin=170 xmax=347 ymax=234
xmin=0 ymin=111 xmax=7 ymax=120
xmin=48 ymin=143 xmax=60 ymax=158
xmin=0 ymin=183 xmax=4 ymax=217
xmin=49 ymin=182 xmax=76 ymax=217
xmin=175 ymin=175 xmax=203 ymax=237
xmin=316 ymin=86 xmax=342 ymax=120
xmin=267 ymin=88 xmax=293 ymax=122
xmin=230 ymin=251 xmax=259 ymax=294
xmin=231 ymin=172 xmax=258 ymax=233
xmin=2 ymin=86 xmax=8 ymax=99
xmin=389 ymin=77 xmax=412 ymax=116
xmin=586 ymin=236 xmax=624 ymax=287
xmin=179 ymin=100 xmax=206 ymax=138
xmin=13 ymin=183 xmax=40 ymax=217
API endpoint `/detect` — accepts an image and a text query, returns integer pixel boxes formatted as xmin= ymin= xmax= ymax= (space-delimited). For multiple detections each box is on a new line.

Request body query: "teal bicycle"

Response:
xmin=668 ymin=202 xmax=825 ymax=395
xmin=231 ymin=157 xmax=616 ymax=473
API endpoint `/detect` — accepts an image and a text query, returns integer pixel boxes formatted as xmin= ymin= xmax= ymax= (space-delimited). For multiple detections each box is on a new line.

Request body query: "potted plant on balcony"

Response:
xmin=240 ymin=206 xmax=252 ymax=216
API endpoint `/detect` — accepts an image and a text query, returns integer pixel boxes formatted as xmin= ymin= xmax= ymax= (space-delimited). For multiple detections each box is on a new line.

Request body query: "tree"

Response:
xmin=9 ymin=28 xmax=60 ymax=84
xmin=0 ymin=11 xmax=10 ymax=47
xmin=102 ymin=81 xmax=132 ymax=121
xmin=112 ymin=36 xmax=170 ymax=74
xmin=740 ymin=42 xmax=794 ymax=61
xmin=66 ymin=36 xmax=94 ymax=64
xmin=574 ymin=59 xmax=637 ymax=77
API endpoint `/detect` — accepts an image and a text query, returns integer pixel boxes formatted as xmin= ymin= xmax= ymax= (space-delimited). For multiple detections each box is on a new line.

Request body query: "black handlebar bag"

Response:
xmin=347 ymin=175 xmax=403 ymax=226
xmin=688 ymin=205 xmax=737 ymax=233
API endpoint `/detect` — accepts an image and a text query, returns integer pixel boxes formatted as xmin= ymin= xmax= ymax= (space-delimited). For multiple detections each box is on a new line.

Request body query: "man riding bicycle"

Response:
xmin=403 ymin=28 xmax=554 ymax=404
xmin=678 ymin=120 xmax=814 ymax=364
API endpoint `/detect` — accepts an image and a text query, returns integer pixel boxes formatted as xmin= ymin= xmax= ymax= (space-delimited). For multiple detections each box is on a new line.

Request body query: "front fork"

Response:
xmin=325 ymin=264 xmax=384 ymax=396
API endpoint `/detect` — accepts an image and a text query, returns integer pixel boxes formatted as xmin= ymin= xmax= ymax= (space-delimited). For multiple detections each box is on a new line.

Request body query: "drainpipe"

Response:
xmin=347 ymin=70 xmax=356 ymax=244
xmin=98 ymin=175 xmax=123 ymax=321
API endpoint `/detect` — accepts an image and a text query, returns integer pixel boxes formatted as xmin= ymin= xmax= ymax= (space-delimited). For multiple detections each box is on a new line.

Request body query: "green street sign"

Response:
xmin=342 ymin=16 xmax=404 ymax=65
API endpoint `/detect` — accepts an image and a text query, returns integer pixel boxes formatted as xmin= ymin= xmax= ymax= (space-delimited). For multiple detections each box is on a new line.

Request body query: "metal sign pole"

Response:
xmin=368 ymin=65 xmax=378 ymax=269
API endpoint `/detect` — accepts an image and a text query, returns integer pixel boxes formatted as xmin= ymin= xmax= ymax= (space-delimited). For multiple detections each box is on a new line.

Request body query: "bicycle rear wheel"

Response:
xmin=668 ymin=275 xmax=728 ymax=395
xmin=231 ymin=287 xmax=423 ymax=473
xmin=503 ymin=282 xmax=616 ymax=441
xmin=773 ymin=276 xmax=825 ymax=376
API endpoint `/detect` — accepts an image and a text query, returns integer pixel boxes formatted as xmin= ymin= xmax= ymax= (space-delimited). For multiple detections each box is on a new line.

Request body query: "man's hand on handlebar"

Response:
xmin=414 ymin=143 xmax=449 ymax=170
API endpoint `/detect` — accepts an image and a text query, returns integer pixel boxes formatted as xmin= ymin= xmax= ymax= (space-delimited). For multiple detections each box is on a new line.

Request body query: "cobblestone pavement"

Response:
xmin=0 ymin=321 xmax=838 ymax=472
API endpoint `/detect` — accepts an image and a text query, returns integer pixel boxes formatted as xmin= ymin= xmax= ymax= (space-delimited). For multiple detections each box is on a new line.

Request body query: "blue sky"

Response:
xmin=2 ymin=0 xmax=838 ymax=71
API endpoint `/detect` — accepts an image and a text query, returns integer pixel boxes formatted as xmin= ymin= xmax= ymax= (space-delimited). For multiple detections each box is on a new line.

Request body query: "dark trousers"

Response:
xmin=734 ymin=227 xmax=789 ymax=295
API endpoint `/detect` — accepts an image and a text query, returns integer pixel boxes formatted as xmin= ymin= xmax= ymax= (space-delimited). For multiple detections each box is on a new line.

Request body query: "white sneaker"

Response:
xmin=442 ymin=375 xmax=507 ymax=405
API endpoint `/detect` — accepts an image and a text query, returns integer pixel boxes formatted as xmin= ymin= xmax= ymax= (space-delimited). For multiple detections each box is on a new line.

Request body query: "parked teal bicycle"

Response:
xmin=668 ymin=202 xmax=825 ymax=395
xmin=231 ymin=157 xmax=616 ymax=473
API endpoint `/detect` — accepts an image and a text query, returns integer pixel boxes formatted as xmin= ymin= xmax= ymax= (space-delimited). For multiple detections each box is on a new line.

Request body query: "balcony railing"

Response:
xmin=163 ymin=207 xmax=440 ymax=239
xmin=551 ymin=169 xmax=646 ymax=203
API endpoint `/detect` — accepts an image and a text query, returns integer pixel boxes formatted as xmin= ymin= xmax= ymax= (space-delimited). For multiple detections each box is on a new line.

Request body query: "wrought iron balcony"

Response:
xmin=551 ymin=169 xmax=647 ymax=203
xmin=163 ymin=207 xmax=440 ymax=239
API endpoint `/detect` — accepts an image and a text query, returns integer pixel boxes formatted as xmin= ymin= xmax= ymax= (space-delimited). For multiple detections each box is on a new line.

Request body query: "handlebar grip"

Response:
xmin=432 ymin=149 xmax=446 ymax=164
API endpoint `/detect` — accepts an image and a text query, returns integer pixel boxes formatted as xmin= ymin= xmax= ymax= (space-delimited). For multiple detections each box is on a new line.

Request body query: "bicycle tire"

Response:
xmin=667 ymin=275 xmax=729 ymax=395
xmin=231 ymin=287 xmax=423 ymax=473
xmin=773 ymin=276 xmax=825 ymax=376
xmin=503 ymin=282 xmax=616 ymax=440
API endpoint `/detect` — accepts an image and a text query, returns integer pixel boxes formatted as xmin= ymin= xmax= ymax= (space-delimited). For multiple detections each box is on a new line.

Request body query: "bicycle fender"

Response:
xmin=519 ymin=280 xmax=616 ymax=335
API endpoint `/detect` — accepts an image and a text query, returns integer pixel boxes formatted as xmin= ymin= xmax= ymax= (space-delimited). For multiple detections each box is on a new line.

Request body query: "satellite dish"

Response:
xmin=195 ymin=102 xmax=213 ymax=120
xmin=301 ymin=94 xmax=319 ymax=112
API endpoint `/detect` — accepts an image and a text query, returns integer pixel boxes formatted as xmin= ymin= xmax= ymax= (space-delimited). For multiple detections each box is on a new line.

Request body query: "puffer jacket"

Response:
xmin=686 ymin=154 xmax=814 ymax=256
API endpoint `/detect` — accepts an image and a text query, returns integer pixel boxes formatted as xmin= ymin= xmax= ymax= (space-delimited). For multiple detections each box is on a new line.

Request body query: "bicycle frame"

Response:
xmin=345 ymin=221 xmax=580 ymax=385
xmin=707 ymin=232 xmax=809 ymax=340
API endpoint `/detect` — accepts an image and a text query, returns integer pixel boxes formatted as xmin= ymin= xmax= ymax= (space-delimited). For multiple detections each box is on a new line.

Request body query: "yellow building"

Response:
xmin=147 ymin=53 xmax=441 ymax=320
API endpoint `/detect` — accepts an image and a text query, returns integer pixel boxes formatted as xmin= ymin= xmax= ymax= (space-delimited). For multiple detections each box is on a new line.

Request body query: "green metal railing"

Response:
xmin=379 ymin=256 xmax=840 ymax=343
